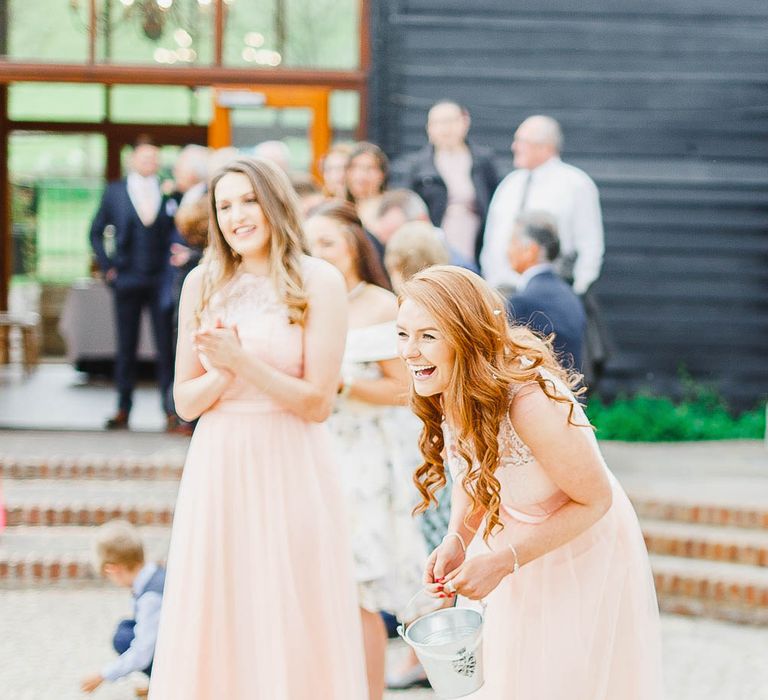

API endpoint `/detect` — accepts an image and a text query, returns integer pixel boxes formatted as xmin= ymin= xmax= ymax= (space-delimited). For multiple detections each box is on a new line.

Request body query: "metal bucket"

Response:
xmin=398 ymin=606 xmax=484 ymax=699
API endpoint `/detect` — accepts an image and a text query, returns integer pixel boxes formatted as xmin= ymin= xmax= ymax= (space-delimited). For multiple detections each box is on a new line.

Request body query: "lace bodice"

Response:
xmin=199 ymin=263 xmax=308 ymax=407
xmin=442 ymin=376 xmax=587 ymax=521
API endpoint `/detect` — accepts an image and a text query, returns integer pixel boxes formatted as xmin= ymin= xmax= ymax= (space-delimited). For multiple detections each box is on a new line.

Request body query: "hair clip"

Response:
xmin=493 ymin=309 xmax=502 ymax=316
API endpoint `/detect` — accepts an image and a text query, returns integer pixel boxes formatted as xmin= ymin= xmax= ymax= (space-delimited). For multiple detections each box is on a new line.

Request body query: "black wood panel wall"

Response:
xmin=368 ymin=0 xmax=768 ymax=407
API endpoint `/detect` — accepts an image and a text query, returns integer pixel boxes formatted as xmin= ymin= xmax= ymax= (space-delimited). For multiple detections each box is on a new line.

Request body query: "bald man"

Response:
xmin=480 ymin=115 xmax=604 ymax=296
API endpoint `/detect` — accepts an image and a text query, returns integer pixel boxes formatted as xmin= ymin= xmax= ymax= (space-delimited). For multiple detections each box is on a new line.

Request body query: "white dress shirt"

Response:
xmin=480 ymin=157 xmax=604 ymax=294
xmin=101 ymin=563 xmax=163 ymax=682
xmin=127 ymin=173 xmax=161 ymax=227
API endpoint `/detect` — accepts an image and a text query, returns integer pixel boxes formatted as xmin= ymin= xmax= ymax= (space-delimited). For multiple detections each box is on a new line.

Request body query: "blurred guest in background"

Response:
xmin=291 ymin=172 xmax=325 ymax=218
xmin=481 ymin=115 xmax=608 ymax=384
xmin=371 ymin=189 xmax=478 ymax=272
xmin=392 ymin=100 xmax=499 ymax=267
xmin=384 ymin=221 xmax=450 ymax=293
xmin=166 ymin=145 xmax=210 ymax=306
xmin=306 ymin=201 xmax=426 ymax=700
xmin=252 ymin=140 xmax=291 ymax=173
xmin=207 ymin=147 xmax=241 ymax=177
xmin=320 ymin=142 xmax=354 ymax=199
xmin=345 ymin=142 xmax=389 ymax=239
xmin=89 ymin=136 xmax=176 ymax=431
xmin=506 ymin=212 xmax=586 ymax=371
xmin=481 ymin=115 xmax=604 ymax=295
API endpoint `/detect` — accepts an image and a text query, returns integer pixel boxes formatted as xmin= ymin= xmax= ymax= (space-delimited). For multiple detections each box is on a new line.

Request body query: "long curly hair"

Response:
xmin=400 ymin=266 xmax=584 ymax=540
xmin=195 ymin=158 xmax=309 ymax=327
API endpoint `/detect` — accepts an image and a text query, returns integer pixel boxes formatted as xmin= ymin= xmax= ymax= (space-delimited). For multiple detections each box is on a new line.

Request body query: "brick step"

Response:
xmin=0 ymin=455 xmax=183 ymax=480
xmin=0 ymin=526 xmax=170 ymax=587
xmin=651 ymin=554 xmax=768 ymax=625
xmin=6 ymin=532 xmax=768 ymax=629
xmin=632 ymin=498 xmax=768 ymax=531
xmin=642 ymin=519 xmax=768 ymax=567
xmin=3 ymin=457 xmax=767 ymax=535
xmin=3 ymin=479 xmax=178 ymax=527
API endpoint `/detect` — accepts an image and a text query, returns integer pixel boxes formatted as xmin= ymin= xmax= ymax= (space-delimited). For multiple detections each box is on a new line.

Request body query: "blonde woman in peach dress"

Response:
xmin=396 ymin=266 xmax=663 ymax=699
xmin=148 ymin=158 xmax=366 ymax=699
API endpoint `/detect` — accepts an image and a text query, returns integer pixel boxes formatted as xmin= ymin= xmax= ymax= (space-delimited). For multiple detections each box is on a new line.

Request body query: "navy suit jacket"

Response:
xmin=90 ymin=179 xmax=173 ymax=290
xmin=507 ymin=270 xmax=586 ymax=370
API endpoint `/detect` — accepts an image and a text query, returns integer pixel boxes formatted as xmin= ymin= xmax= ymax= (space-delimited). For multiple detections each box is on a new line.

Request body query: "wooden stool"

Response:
xmin=0 ymin=312 xmax=40 ymax=372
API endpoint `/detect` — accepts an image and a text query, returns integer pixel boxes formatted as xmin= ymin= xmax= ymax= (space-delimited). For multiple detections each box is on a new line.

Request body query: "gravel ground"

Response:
xmin=1 ymin=588 xmax=766 ymax=700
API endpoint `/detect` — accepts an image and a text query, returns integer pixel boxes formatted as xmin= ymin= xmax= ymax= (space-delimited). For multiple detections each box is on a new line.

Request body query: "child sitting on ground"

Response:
xmin=80 ymin=520 xmax=165 ymax=696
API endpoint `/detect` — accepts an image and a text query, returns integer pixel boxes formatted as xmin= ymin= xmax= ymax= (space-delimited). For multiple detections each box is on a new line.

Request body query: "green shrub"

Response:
xmin=586 ymin=392 xmax=765 ymax=442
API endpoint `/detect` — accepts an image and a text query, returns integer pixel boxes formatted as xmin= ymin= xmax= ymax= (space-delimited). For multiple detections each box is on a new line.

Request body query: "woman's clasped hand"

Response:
xmin=193 ymin=318 xmax=241 ymax=373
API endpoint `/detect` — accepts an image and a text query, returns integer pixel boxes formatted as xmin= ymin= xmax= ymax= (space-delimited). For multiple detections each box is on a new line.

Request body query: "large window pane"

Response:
xmin=9 ymin=84 xmax=106 ymax=123
xmin=224 ymin=0 xmax=359 ymax=70
xmin=3 ymin=0 xmax=359 ymax=70
xmin=5 ymin=0 xmax=90 ymax=63
xmin=330 ymin=91 xmax=360 ymax=142
xmin=110 ymin=85 xmax=194 ymax=124
xmin=10 ymin=133 xmax=106 ymax=283
xmin=192 ymin=87 xmax=214 ymax=126
xmin=284 ymin=0 xmax=358 ymax=69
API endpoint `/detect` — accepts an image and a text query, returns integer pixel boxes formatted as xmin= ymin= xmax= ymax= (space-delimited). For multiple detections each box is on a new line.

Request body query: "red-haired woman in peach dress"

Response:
xmin=396 ymin=266 xmax=663 ymax=699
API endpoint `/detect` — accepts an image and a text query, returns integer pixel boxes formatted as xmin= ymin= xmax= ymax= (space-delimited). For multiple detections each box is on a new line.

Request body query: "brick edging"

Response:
xmin=5 ymin=505 xmax=174 ymax=527
xmin=644 ymin=533 xmax=768 ymax=567
xmin=0 ymin=457 xmax=183 ymax=481
xmin=633 ymin=500 xmax=768 ymax=530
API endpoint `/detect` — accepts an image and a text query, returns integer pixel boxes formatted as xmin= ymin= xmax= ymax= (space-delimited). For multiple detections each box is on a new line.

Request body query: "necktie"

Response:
xmin=518 ymin=171 xmax=533 ymax=213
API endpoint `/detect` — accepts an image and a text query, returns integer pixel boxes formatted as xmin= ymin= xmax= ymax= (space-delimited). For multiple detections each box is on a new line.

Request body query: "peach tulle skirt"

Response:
xmin=149 ymin=402 xmax=367 ymax=700
xmin=465 ymin=474 xmax=664 ymax=699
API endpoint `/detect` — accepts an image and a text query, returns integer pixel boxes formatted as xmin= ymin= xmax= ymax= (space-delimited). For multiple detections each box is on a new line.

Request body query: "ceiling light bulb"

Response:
xmin=245 ymin=32 xmax=264 ymax=48
xmin=174 ymin=29 xmax=192 ymax=47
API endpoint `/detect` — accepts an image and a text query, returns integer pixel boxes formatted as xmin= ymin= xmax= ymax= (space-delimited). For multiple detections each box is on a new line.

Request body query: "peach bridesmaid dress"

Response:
xmin=149 ymin=258 xmax=367 ymax=699
xmin=443 ymin=372 xmax=663 ymax=699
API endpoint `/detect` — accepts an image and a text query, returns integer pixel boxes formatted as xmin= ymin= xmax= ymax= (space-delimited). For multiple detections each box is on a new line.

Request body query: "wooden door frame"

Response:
xmin=209 ymin=85 xmax=332 ymax=180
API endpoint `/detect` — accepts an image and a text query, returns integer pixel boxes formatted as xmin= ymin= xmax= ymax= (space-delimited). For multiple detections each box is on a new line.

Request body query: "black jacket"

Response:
xmin=391 ymin=143 xmax=500 ymax=264
xmin=89 ymin=179 xmax=174 ymax=290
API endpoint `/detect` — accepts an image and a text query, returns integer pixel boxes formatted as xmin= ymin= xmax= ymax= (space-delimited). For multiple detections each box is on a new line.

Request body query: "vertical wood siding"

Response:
xmin=369 ymin=0 xmax=768 ymax=406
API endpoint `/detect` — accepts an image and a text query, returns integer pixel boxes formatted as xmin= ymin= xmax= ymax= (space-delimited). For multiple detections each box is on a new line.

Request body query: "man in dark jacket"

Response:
xmin=506 ymin=211 xmax=586 ymax=371
xmin=90 ymin=137 xmax=176 ymax=430
xmin=391 ymin=100 xmax=499 ymax=266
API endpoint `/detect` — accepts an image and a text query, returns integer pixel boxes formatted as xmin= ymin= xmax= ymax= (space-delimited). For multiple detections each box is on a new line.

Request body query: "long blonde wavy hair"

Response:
xmin=401 ymin=266 xmax=584 ymax=540
xmin=194 ymin=157 xmax=309 ymax=327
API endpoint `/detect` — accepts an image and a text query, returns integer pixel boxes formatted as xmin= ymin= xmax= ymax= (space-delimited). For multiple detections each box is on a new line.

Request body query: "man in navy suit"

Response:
xmin=90 ymin=137 xmax=176 ymax=430
xmin=506 ymin=211 xmax=586 ymax=371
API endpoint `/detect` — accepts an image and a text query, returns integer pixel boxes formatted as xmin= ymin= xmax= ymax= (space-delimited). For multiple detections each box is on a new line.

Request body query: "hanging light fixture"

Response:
xmin=69 ymin=0 xmax=231 ymax=43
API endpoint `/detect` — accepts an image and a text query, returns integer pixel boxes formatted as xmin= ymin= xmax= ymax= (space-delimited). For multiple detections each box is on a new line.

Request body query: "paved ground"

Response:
xmin=0 ymin=364 xmax=168 ymax=432
xmin=0 ymin=587 xmax=765 ymax=700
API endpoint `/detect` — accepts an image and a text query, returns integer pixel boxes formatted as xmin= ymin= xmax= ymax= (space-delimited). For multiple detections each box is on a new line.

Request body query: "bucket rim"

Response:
xmin=403 ymin=606 xmax=483 ymax=649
